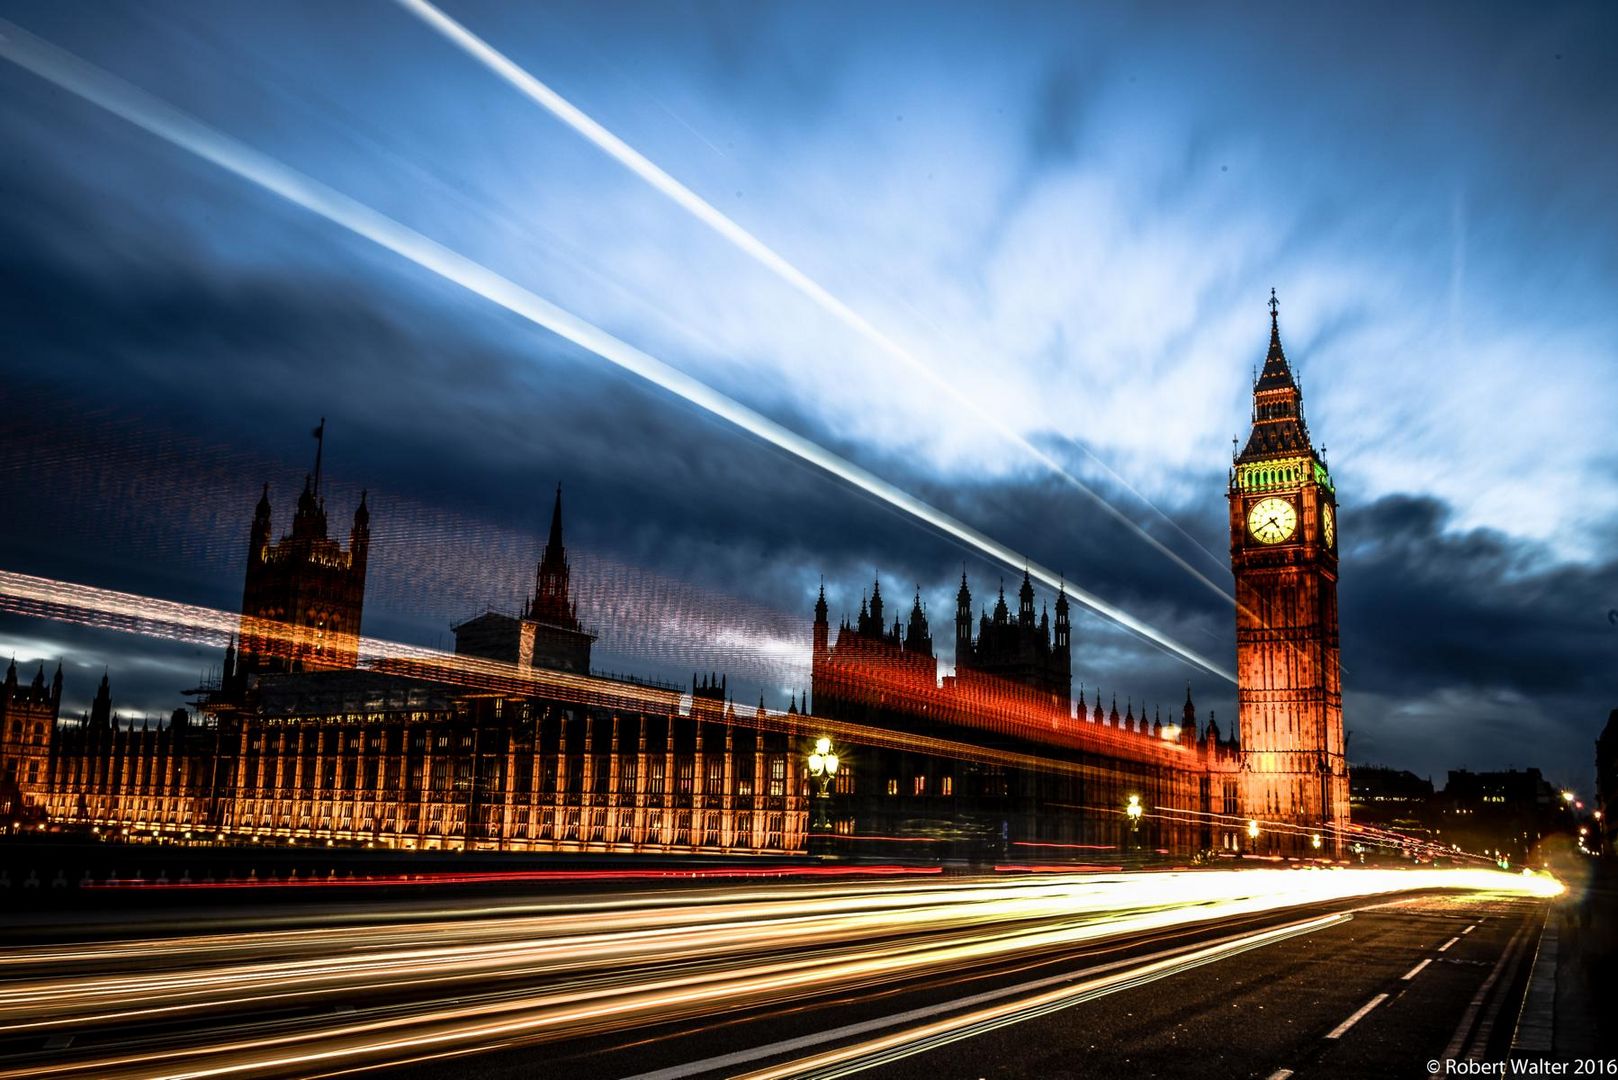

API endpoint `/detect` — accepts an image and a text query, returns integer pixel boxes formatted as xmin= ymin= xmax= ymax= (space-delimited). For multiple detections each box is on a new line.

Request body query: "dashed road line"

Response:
xmin=1462 ymin=924 xmax=1477 ymax=935
xmin=1265 ymin=1069 xmax=1294 ymax=1080
xmin=1325 ymin=992 xmax=1389 ymax=1039
xmin=1402 ymin=958 xmax=1433 ymax=981
xmin=1439 ymin=936 xmax=1460 ymax=952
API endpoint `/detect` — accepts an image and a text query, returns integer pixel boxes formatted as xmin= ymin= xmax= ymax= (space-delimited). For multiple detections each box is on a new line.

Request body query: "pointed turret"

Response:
xmin=350 ymin=490 xmax=370 ymax=575
xmin=250 ymin=483 xmax=272 ymax=558
xmin=90 ymin=671 xmax=112 ymax=731
xmin=955 ymin=569 xmax=973 ymax=659
xmin=1181 ymin=685 xmax=1198 ymax=746
xmin=904 ymin=587 xmax=933 ymax=657
xmin=1017 ymin=570 xmax=1035 ymax=628
xmin=1054 ymin=583 xmax=1070 ymax=652
xmin=812 ymin=580 xmax=830 ymax=659
xmin=869 ymin=577 xmax=885 ymax=630
xmin=291 ymin=473 xmax=328 ymax=540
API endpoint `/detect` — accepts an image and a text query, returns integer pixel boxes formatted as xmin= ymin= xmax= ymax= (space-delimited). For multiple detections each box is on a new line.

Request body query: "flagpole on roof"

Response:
xmin=311 ymin=417 xmax=325 ymax=498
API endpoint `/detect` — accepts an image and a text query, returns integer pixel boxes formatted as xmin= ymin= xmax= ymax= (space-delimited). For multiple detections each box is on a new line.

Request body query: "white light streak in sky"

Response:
xmin=0 ymin=19 xmax=1234 ymax=682
xmin=395 ymin=0 xmax=1238 ymax=607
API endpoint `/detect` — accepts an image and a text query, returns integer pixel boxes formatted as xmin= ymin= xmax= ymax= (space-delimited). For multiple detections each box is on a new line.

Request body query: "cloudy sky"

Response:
xmin=1 ymin=0 xmax=1614 ymax=791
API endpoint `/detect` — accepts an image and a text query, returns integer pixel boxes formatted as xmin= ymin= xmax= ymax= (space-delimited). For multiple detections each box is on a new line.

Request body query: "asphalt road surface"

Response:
xmin=0 ymin=867 xmax=1559 ymax=1080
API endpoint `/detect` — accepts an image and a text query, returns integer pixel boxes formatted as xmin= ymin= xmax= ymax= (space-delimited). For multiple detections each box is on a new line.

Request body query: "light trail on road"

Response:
xmin=0 ymin=18 xmax=1232 ymax=683
xmin=0 ymin=868 xmax=1560 ymax=1079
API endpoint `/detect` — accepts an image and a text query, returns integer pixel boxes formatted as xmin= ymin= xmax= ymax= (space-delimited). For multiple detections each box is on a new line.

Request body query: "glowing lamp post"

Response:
xmin=1123 ymin=794 xmax=1144 ymax=854
xmin=1311 ymin=833 xmax=1323 ymax=853
xmin=1246 ymin=818 xmax=1260 ymax=855
xmin=807 ymin=736 xmax=839 ymax=853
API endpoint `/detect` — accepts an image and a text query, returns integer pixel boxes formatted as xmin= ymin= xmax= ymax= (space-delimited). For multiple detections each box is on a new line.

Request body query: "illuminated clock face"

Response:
xmin=1322 ymin=504 xmax=1336 ymax=548
xmin=1247 ymin=497 xmax=1298 ymax=544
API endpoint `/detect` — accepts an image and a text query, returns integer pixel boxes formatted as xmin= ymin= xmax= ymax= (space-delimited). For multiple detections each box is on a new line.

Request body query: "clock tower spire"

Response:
xmin=1229 ymin=291 xmax=1348 ymax=856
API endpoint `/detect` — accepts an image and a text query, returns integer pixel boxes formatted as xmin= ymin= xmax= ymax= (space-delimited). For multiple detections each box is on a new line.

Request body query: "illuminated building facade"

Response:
xmin=1 ymin=659 xmax=61 ymax=819
xmin=28 ymin=484 xmax=1246 ymax=857
xmin=236 ymin=471 xmax=369 ymax=677
xmin=1229 ymin=292 xmax=1350 ymax=855
xmin=811 ymin=575 xmax=1244 ymax=858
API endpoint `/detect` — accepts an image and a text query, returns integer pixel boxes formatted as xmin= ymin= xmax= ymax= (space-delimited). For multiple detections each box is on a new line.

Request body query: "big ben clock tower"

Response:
xmin=1230 ymin=291 xmax=1349 ymax=856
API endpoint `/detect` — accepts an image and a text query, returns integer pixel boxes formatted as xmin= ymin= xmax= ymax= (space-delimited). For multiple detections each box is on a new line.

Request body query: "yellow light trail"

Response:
xmin=0 ymin=869 xmax=1560 ymax=1079
xmin=0 ymin=18 xmax=1232 ymax=683
xmin=395 ymin=0 xmax=1240 ymax=609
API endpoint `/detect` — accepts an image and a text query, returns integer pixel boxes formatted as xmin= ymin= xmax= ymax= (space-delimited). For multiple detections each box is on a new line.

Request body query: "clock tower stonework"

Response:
xmin=1229 ymin=292 xmax=1349 ymax=856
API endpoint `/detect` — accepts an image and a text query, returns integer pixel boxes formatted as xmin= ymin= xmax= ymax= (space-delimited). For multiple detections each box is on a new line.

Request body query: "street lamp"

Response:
xmin=1311 ymin=833 xmax=1323 ymax=852
xmin=807 ymin=736 xmax=839 ymax=852
xmin=1123 ymin=794 xmax=1144 ymax=855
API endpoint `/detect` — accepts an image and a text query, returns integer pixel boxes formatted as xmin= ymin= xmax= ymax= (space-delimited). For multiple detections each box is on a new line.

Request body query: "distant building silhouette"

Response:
xmin=1595 ymin=709 xmax=1616 ymax=857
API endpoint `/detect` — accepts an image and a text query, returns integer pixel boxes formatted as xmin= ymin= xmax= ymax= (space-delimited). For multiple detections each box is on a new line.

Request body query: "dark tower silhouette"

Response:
xmin=1229 ymin=291 xmax=1348 ymax=854
xmin=812 ymin=582 xmax=830 ymax=661
xmin=236 ymin=425 xmax=368 ymax=677
xmin=955 ymin=569 xmax=1071 ymax=711
xmin=454 ymin=483 xmax=596 ymax=674
xmin=955 ymin=571 xmax=973 ymax=659
xmin=904 ymin=588 xmax=933 ymax=657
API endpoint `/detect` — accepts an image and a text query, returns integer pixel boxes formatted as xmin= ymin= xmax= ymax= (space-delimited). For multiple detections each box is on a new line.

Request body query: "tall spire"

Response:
xmin=1238 ymin=288 xmax=1312 ymax=461
xmin=547 ymin=482 xmax=564 ymax=554
xmin=528 ymin=482 xmax=578 ymax=630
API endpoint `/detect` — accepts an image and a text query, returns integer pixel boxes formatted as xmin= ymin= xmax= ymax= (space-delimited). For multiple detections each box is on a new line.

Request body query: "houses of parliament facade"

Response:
xmin=1 ymin=298 xmax=1348 ymax=859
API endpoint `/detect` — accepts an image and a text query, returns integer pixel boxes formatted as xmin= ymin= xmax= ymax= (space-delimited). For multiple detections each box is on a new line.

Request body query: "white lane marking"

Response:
xmin=1439 ymin=936 xmax=1460 ymax=952
xmin=1266 ymin=1070 xmax=1295 ymax=1080
xmin=1402 ymin=958 xmax=1433 ymax=981
xmin=1462 ymin=924 xmax=1477 ymax=935
xmin=1325 ymin=993 xmax=1389 ymax=1039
